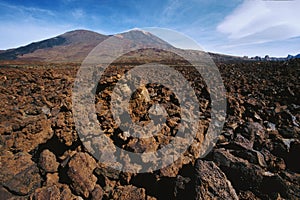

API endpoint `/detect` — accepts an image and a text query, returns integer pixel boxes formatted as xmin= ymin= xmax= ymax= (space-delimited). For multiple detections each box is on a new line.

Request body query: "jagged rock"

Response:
xmin=213 ymin=149 xmax=264 ymax=182
xmin=261 ymin=148 xmax=286 ymax=172
xmin=67 ymin=152 xmax=97 ymax=198
xmin=0 ymin=151 xmax=41 ymax=195
xmin=31 ymin=185 xmax=60 ymax=200
xmin=174 ymin=175 xmax=191 ymax=198
xmin=0 ymin=186 xmax=19 ymax=200
xmin=233 ymin=134 xmax=254 ymax=149
xmin=52 ymin=111 xmax=77 ymax=146
xmin=194 ymin=159 xmax=238 ymax=200
xmin=59 ymin=185 xmax=76 ymax=200
xmin=94 ymin=164 xmax=120 ymax=180
xmin=238 ymin=190 xmax=259 ymax=200
xmin=45 ymin=173 xmax=60 ymax=186
xmin=212 ymin=148 xmax=298 ymax=199
xmin=0 ymin=56 xmax=300 ymax=199
xmin=39 ymin=149 xmax=59 ymax=173
xmin=31 ymin=183 xmax=79 ymax=200
xmin=159 ymin=157 xmax=191 ymax=178
xmin=91 ymin=184 xmax=104 ymax=200
xmin=1 ymin=115 xmax=53 ymax=152
xmin=231 ymin=149 xmax=267 ymax=168
xmin=111 ymin=185 xmax=146 ymax=200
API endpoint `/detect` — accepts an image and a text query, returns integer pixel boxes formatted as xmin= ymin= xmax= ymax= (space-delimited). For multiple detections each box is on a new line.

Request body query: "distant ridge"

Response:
xmin=2 ymin=29 xmax=294 ymax=64
xmin=0 ymin=30 xmax=109 ymax=62
xmin=0 ymin=29 xmax=174 ymax=63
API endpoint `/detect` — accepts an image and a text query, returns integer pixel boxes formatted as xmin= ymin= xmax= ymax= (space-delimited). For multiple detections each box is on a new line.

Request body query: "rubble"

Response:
xmin=0 ymin=59 xmax=299 ymax=199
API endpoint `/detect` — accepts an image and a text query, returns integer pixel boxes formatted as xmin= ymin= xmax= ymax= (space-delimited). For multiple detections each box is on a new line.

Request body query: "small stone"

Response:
xmin=39 ymin=149 xmax=59 ymax=173
xmin=67 ymin=152 xmax=97 ymax=198
xmin=91 ymin=184 xmax=104 ymax=200
xmin=94 ymin=164 xmax=120 ymax=180
xmin=234 ymin=134 xmax=253 ymax=149
xmin=111 ymin=185 xmax=146 ymax=200
xmin=32 ymin=185 xmax=60 ymax=200
xmin=45 ymin=173 xmax=60 ymax=186
xmin=174 ymin=175 xmax=191 ymax=197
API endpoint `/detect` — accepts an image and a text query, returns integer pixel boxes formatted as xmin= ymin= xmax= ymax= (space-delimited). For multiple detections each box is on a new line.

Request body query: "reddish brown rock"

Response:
xmin=31 ymin=183 xmax=78 ymax=200
xmin=31 ymin=185 xmax=60 ymax=200
xmin=67 ymin=152 xmax=97 ymax=198
xmin=0 ymin=57 xmax=300 ymax=200
xmin=45 ymin=173 xmax=60 ymax=186
xmin=0 ymin=186 xmax=18 ymax=200
xmin=2 ymin=116 xmax=53 ymax=153
xmin=111 ymin=185 xmax=146 ymax=200
xmin=91 ymin=184 xmax=104 ymax=200
xmin=39 ymin=149 xmax=59 ymax=173
xmin=0 ymin=151 xmax=41 ymax=195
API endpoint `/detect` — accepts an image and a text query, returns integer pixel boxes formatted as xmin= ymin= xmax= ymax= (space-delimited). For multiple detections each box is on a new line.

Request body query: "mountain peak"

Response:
xmin=60 ymin=29 xmax=107 ymax=44
xmin=62 ymin=29 xmax=104 ymax=36
xmin=128 ymin=29 xmax=151 ymax=35
xmin=0 ymin=29 xmax=173 ymax=63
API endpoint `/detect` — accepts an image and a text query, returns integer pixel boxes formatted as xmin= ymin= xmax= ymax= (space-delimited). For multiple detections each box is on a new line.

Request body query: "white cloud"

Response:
xmin=71 ymin=9 xmax=85 ymax=19
xmin=217 ymin=0 xmax=300 ymax=43
xmin=162 ymin=0 xmax=181 ymax=17
xmin=0 ymin=2 xmax=55 ymax=16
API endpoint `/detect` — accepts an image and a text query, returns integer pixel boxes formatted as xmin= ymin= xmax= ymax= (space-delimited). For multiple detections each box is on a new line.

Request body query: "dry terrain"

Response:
xmin=0 ymin=58 xmax=299 ymax=200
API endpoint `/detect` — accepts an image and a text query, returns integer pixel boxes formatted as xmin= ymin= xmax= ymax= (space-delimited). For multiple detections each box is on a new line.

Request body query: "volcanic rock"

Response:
xmin=195 ymin=159 xmax=238 ymax=200
xmin=67 ymin=152 xmax=97 ymax=198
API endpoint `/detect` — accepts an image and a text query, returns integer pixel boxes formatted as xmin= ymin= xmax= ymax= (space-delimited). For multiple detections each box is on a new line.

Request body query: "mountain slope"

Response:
xmin=0 ymin=30 xmax=108 ymax=62
xmin=0 ymin=29 xmax=174 ymax=63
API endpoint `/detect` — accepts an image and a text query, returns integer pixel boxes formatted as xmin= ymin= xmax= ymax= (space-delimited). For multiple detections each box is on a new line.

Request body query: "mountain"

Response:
xmin=0 ymin=30 xmax=109 ymax=63
xmin=2 ymin=29 xmax=297 ymax=64
xmin=287 ymin=54 xmax=300 ymax=60
xmin=0 ymin=29 xmax=174 ymax=63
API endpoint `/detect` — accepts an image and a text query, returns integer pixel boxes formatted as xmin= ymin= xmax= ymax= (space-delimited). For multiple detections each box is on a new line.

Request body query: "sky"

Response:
xmin=0 ymin=0 xmax=299 ymax=57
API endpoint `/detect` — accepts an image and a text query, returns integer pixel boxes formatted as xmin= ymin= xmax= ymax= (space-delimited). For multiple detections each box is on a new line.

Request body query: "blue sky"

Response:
xmin=0 ymin=0 xmax=299 ymax=57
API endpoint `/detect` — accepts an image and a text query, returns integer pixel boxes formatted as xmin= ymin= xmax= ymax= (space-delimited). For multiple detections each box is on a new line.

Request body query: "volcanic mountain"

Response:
xmin=0 ymin=30 xmax=175 ymax=63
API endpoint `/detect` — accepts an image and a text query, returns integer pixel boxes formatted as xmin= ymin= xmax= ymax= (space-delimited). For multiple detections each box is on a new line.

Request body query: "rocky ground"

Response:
xmin=0 ymin=59 xmax=299 ymax=199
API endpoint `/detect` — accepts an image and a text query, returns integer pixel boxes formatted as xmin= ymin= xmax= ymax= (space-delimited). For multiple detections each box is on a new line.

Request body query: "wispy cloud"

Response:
xmin=71 ymin=9 xmax=85 ymax=19
xmin=0 ymin=1 xmax=73 ymax=49
xmin=0 ymin=1 xmax=55 ymax=17
xmin=217 ymin=0 xmax=300 ymax=44
xmin=162 ymin=0 xmax=181 ymax=19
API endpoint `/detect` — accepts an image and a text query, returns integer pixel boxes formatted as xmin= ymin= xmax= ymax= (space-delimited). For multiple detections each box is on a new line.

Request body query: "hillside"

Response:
xmin=0 ymin=29 xmax=175 ymax=63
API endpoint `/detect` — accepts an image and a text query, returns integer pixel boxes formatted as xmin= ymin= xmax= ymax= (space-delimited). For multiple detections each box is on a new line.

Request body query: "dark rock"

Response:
xmin=174 ymin=175 xmax=191 ymax=198
xmin=212 ymin=149 xmax=263 ymax=192
xmin=0 ymin=151 xmax=41 ymax=196
xmin=212 ymin=149 xmax=296 ymax=199
xmin=91 ymin=184 xmax=104 ymax=200
xmin=261 ymin=148 xmax=286 ymax=172
xmin=238 ymin=190 xmax=259 ymax=200
xmin=94 ymin=164 xmax=120 ymax=180
xmin=231 ymin=149 xmax=267 ymax=168
xmin=194 ymin=159 xmax=238 ymax=200
xmin=233 ymin=134 xmax=253 ymax=150
xmin=0 ymin=186 xmax=17 ymax=200
xmin=286 ymin=140 xmax=300 ymax=172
